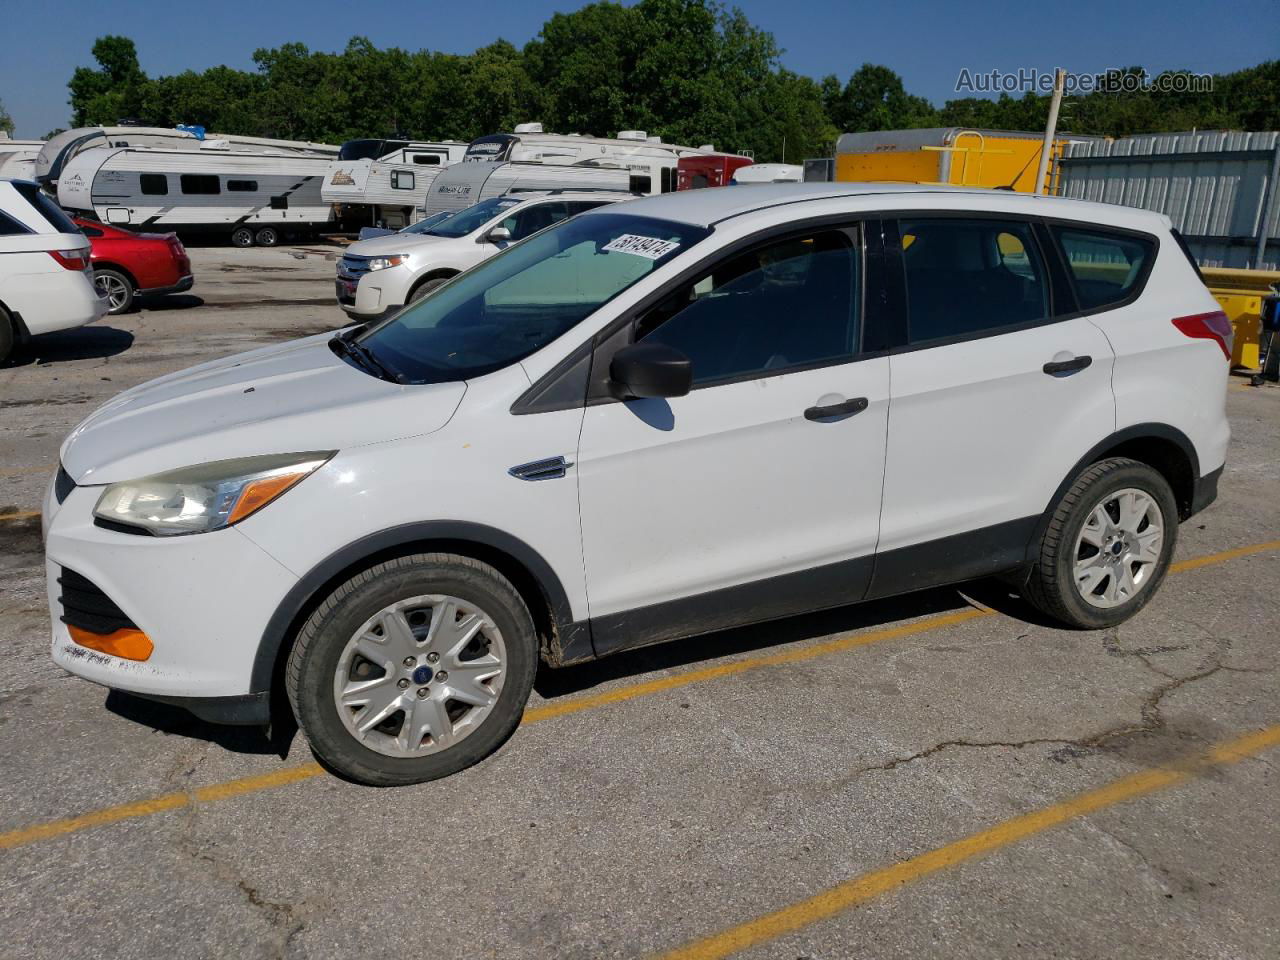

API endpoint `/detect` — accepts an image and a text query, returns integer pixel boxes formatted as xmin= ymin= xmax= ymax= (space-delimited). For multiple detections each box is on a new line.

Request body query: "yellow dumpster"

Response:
xmin=1201 ymin=267 xmax=1280 ymax=370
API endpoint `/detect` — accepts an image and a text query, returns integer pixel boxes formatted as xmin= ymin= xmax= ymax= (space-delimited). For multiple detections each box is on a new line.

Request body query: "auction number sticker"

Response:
xmin=602 ymin=234 xmax=681 ymax=260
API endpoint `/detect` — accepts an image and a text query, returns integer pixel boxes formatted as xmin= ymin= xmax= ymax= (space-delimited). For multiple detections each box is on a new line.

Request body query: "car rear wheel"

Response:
xmin=0 ymin=305 xmax=14 ymax=365
xmin=1024 ymin=457 xmax=1178 ymax=629
xmin=93 ymin=268 xmax=135 ymax=315
xmin=254 ymin=227 xmax=280 ymax=247
xmin=286 ymin=553 xmax=537 ymax=786
xmin=230 ymin=227 xmax=254 ymax=248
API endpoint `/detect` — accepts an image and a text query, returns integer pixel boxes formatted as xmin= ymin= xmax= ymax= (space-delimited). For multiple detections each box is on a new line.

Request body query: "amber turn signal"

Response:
xmin=68 ymin=625 xmax=154 ymax=662
xmin=226 ymin=470 xmax=312 ymax=525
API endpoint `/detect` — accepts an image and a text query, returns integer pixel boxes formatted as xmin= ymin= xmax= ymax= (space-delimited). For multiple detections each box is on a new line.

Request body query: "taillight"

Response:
xmin=1172 ymin=310 xmax=1233 ymax=360
xmin=48 ymin=248 xmax=91 ymax=271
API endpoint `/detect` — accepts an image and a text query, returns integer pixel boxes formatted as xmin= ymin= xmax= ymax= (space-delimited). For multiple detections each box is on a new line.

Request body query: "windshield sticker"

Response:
xmin=602 ymin=234 xmax=681 ymax=260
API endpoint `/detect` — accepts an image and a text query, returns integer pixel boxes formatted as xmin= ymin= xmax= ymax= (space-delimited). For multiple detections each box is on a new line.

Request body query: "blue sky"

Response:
xmin=2 ymin=0 xmax=1275 ymax=138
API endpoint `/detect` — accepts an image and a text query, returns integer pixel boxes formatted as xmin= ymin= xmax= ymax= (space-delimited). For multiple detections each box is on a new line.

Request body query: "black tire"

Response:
xmin=286 ymin=553 xmax=537 ymax=786
xmin=1024 ymin=457 xmax=1178 ymax=629
xmin=409 ymin=275 xmax=451 ymax=302
xmin=230 ymin=227 xmax=254 ymax=248
xmin=0 ymin=305 xmax=14 ymax=365
xmin=254 ymin=226 xmax=280 ymax=247
xmin=93 ymin=267 xmax=135 ymax=315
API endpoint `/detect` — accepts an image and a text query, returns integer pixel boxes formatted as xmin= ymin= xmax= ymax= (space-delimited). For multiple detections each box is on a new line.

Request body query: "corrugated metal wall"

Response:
xmin=1057 ymin=131 xmax=1280 ymax=269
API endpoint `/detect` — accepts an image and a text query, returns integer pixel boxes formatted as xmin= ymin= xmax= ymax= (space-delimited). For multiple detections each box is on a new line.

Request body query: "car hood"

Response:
xmin=60 ymin=332 xmax=466 ymax=484
xmin=346 ymin=233 xmax=451 ymax=257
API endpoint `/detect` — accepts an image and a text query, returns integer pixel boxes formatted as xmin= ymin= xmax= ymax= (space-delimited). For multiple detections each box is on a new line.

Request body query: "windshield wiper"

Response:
xmin=329 ymin=334 xmax=404 ymax=384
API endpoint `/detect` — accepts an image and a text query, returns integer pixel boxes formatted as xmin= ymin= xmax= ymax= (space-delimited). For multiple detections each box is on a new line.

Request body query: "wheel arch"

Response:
xmin=1023 ymin=423 xmax=1201 ymax=570
xmin=251 ymin=521 xmax=590 ymax=702
xmin=409 ymin=269 xmax=459 ymax=299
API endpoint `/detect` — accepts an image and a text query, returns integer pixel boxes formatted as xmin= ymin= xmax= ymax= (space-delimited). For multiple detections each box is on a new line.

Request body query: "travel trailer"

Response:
xmin=676 ymin=153 xmax=754 ymax=189
xmin=464 ymin=124 xmax=712 ymax=181
xmin=0 ymin=134 xmax=43 ymax=180
xmin=36 ymin=125 xmax=337 ymax=187
xmin=731 ymin=163 xmax=803 ymax=184
xmin=421 ymin=161 xmax=640 ymax=216
xmin=56 ymin=144 xmax=336 ymax=246
xmin=323 ymin=138 xmax=469 ymax=230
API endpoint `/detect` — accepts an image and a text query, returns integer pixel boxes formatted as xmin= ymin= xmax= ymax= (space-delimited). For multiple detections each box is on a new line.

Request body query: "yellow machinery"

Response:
xmin=834 ymin=128 xmax=1080 ymax=193
xmin=1201 ymin=267 xmax=1280 ymax=370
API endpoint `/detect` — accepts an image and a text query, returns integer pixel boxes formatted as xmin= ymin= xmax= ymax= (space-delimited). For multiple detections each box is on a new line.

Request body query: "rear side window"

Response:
xmin=140 ymin=174 xmax=168 ymax=195
xmin=180 ymin=174 xmax=220 ymax=195
xmin=1053 ymin=227 xmax=1155 ymax=310
xmin=898 ymin=218 xmax=1049 ymax=344
xmin=638 ymin=228 xmax=861 ymax=386
xmin=0 ymin=210 xmax=30 ymax=235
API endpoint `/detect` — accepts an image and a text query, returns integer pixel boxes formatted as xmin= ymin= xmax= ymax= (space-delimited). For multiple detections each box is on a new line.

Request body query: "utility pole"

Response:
xmin=1035 ymin=68 xmax=1066 ymax=195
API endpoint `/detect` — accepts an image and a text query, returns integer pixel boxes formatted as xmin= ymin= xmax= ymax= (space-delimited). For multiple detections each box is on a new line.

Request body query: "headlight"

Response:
xmin=367 ymin=255 xmax=407 ymax=271
xmin=93 ymin=452 xmax=334 ymax=536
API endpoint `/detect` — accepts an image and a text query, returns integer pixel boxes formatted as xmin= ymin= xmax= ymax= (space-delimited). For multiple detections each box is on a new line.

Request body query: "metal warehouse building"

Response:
xmin=1057 ymin=131 xmax=1280 ymax=270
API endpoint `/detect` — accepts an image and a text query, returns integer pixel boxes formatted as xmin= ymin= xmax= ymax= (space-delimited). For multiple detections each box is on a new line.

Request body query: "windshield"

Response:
xmin=359 ymin=212 xmax=709 ymax=384
xmin=421 ymin=196 xmax=523 ymax=238
xmin=401 ymin=211 xmax=456 ymax=235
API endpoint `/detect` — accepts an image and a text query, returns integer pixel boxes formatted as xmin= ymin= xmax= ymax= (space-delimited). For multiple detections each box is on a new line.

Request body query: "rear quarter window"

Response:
xmin=1053 ymin=226 xmax=1156 ymax=311
xmin=11 ymin=181 xmax=80 ymax=234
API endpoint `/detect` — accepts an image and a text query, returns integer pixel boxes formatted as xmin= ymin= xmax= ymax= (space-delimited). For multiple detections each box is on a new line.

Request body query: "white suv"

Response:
xmin=46 ymin=184 xmax=1230 ymax=785
xmin=335 ymin=191 xmax=634 ymax=319
xmin=0 ymin=178 xmax=107 ymax=363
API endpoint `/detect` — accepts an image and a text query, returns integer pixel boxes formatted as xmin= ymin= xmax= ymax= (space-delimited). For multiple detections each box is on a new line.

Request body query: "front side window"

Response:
xmin=180 ymin=174 xmax=220 ymax=195
xmin=1054 ymin=226 xmax=1155 ymax=310
xmin=140 ymin=173 xmax=168 ymax=195
xmin=899 ymin=217 xmax=1049 ymax=344
xmin=501 ymin=202 xmax=569 ymax=241
xmin=637 ymin=228 xmax=861 ymax=386
xmin=359 ymin=213 xmax=708 ymax=384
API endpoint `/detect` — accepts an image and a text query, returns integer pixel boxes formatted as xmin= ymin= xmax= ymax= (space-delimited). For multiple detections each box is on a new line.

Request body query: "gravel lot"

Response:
xmin=1 ymin=242 xmax=1277 ymax=960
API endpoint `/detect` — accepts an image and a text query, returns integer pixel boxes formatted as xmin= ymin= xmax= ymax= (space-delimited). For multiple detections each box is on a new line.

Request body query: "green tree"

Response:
xmin=826 ymin=64 xmax=937 ymax=133
xmin=0 ymin=98 xmax=13 ymax=134
xmin=69 ymin=35 xmax=149 ymax=126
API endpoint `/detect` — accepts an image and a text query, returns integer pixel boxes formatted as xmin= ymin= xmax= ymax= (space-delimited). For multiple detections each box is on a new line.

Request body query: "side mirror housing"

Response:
xmin=609 ymin=342 xmax=693 ymax=399
xmin=483 ymin=225 xmax=512 ymax=244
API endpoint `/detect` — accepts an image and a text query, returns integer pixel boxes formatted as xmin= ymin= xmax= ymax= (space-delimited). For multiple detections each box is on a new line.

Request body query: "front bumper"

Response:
xmin=335 ymin=266 xmax=411 ymax=318
xmin=44 ymin=479 xmax=299 ymax=708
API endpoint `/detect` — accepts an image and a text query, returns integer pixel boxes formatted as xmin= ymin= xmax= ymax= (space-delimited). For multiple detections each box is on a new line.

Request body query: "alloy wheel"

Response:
xmin=94 ymin=273 xmax=130 ymax=312
xmin=1072 ymin=487 xmax=1164 ymax=609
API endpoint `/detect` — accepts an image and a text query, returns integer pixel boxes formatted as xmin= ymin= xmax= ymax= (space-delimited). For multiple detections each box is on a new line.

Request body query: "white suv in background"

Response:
xmin=47 ymin=184 xmax=1229 ymax=786
xmin=335 ymin=190 xmax=634 ymax=319
xmin=0 ymin=178 xmax=107 ymax=363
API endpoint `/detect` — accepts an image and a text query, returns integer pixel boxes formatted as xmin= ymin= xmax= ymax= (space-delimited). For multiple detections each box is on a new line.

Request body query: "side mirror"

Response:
xmin=483 ymin=225 xmax=512 ymax=244
xmin=609 ymin=342 xmax=693 ymax=399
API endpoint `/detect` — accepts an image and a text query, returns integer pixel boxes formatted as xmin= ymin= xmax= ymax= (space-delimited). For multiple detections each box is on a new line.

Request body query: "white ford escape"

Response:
xmin=46 ymin=184 xmax=1230 ymax=786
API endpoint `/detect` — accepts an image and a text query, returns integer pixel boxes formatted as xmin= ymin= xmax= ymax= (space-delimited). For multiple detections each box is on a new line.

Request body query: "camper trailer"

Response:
xmin=323 ymin=138 xmax=469 ymax=230
xmin=464 ymin=124 xmax=710 ymax=182
xmin=676 ymin=153 xmax=755 ymax=189
xmin=731 ymin=163 xmax=803 ymax=184
xmin=36 ymin=125 xmax=337 ymax=187
xmin=0 ymin=134 xmax=43 ymax=180
xmin=420 ymin=161 xmax=643 ymax=216
xmin=56 ymin=145 xmax=336 ymax=246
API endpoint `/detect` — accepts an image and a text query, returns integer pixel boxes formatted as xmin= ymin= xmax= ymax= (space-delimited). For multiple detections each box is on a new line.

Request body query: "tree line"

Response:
xmin=42 ymin=0 xmax=1280 ymax=162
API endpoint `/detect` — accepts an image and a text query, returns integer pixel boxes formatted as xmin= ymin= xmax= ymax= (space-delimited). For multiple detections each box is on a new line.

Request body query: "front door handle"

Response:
xmin=804 ymin=397 xmax=869 ymax=421
xmin=1043 ymin=355 xmax=1093 ymax=375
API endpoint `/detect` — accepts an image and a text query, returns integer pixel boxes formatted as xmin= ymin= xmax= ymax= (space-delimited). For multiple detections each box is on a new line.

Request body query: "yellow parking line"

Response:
xmin=0 ymin=510 xmax=41 ymax=523
xmin=0 ymin=537 xmax=1275 ymax=853
xmin=654 ymin=723 xmax=1280 ymax=960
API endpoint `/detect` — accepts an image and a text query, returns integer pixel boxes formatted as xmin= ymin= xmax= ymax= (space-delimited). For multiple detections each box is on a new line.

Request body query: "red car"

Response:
xmin=73 ymin=217 xmax=194 ymax=315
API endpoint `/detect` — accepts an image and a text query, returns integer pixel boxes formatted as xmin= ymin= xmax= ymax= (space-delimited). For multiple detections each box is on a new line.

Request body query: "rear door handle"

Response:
xmin=804 ymin=397 xmax=869 ymax=421
xmin=1043 ymin=355 xmax=1093 ymax=375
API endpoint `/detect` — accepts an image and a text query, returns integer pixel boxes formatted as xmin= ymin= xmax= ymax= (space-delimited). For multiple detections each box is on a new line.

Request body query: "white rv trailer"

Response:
xmin=56 ymin=145 xmax=336 ymax=246
xmin=36 ymin=126 xmax=338 ymax=186
xmin=0 ymin=134 xmax=43 ymax=180
xmin=420 ymin=161 xmax=642 ymax=216
xmin=323 ymin=138 xmax=469 ymax=230
xmin=730 ymin=162 xmax=803 ymax=184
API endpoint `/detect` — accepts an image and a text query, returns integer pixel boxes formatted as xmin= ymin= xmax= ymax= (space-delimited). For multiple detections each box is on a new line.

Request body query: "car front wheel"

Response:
xmin=1024 ymin=457 xmax=1178 ymax=629
xmin=286 ymin=553 xmax=537 ymax=786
